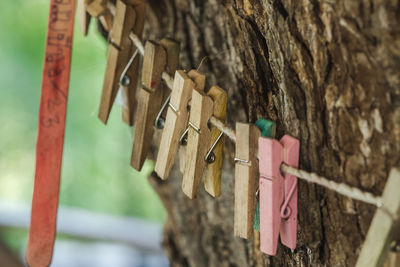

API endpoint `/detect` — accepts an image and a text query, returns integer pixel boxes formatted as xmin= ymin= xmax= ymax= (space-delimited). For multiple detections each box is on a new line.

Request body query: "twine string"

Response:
xmin=281 ymin=164 xmax=383 ymax=208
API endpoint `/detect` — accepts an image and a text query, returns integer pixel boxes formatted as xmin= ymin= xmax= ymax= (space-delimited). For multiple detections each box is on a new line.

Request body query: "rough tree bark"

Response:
xmin=117 ymin=0 xmax=400 ymax=266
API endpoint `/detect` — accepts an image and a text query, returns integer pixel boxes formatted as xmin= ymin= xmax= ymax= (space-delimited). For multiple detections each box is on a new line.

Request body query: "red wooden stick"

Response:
xmin=26 ymin=1 xmax=76 ymax=266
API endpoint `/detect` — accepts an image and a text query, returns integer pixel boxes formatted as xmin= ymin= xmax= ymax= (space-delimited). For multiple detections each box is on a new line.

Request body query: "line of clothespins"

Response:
xmin=80 ymin=1 xmax=399 ymax=264
xmin=128 ymin=31 xmax=383 ymax=209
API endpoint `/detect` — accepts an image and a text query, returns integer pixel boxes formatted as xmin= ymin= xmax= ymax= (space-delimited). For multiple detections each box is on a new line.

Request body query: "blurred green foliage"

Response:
xmin=0 ymin=0 xmax=166 ymax=254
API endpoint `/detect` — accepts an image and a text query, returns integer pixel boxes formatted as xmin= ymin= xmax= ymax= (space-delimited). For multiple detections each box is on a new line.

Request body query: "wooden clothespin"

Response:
xmin=98 ymin=0 xmax=135 ymax=124
xmin=78 ymin=0 xmax=91 ymax=36
xmin=258 ymin=135 xmax=300 ymax=255
xmin=234 ymin=123 xmax=261 ymax=239
xmin=177 ymin=70 xmax=206 ymax=174
xmin=151 ymin=38 xmax=181 ymax=128
xmin=356 ymin=168 xmax=400 ymax=267
xmin=98 ymin=0 xmax=145 ymax=125
xmin=234 ymin=119 xmax=275 ymax=239
xmin=203 ymin=86 xmax=227 ymax=197
xmin=155 ymin=69 xmax=205 ymax=180
xmin=181 ymin=89 xmax=214 ymax=199
xmin=130 ymin=40 xmax=166 ymax=170
xmin=130 ymin=39 xmax=180 ymax=171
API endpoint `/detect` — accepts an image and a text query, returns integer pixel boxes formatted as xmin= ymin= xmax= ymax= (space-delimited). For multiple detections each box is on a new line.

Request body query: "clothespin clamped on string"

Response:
xmin=234 ymin=123 xmax=261 ymax=239
xmin=181 ymin=86 xmax=227 ymax=199
xmin=177 ymin=71 xmax=206 ymax=174
xmin=356 ymin=168 xmax=400 ymax=267
xmin=155 ymin=70 xmax=205 ymax=180
xmin=203 ymin=86 xmax=227 ymax=197
xmin=253 ymin=119 xmax=276 ymax=232
xmin=234 ymin=119 xmax=275 ymax=239
xmin=130 ymin=39 xmax=180 ymax=171
xmin=98 ymin=0 xmax=145 ymax=125
xmin=258 ymin=135 xmax=300 ymax=255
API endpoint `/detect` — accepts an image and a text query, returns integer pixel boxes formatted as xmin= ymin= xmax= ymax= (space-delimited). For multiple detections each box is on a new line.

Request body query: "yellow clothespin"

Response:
xmin=203 ymin=86 xmax=227 ymax=197
xmin=356 ymin=168 xmax=400 ymax=267
xmin=155 ymin=70 xmax=205 ymax=179
xmin=98 ymin=0 xmax=145 ymax=125
xmin=130 ymin=39 xmax=180 ymax=171
xmin=233 ymin=123 xmax=261 ymax=239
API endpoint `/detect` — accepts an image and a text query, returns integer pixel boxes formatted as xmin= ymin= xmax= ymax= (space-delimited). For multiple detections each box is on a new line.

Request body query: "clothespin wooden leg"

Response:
xmin=204 ymin=86 xmax=227 ymax=197
xmin=259 ymin=137 xmax=284 ymax=255
xmin=280 ymin=135 xmax=300 ymax=250
xmin=182 ymin=89 xmax=213 ymax=199
xmin=98 ymin=0 xmax=135 ymax=124
xmin=130 ymin=41 xmax=166 ymax=170
xmin=234 ymin=123 xmax=261 ymax=239
xmin=356 ymin=168 xmax=400 ymax=267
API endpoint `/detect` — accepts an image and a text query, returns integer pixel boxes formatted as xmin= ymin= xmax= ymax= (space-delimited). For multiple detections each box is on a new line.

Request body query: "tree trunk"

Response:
xmin=135 ymin=0 xmax=400 ymax=266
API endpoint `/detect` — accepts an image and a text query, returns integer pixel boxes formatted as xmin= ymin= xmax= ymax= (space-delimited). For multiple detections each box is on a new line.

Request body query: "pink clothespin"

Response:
xmin=258 ymin=135 xmax=300 ymax=256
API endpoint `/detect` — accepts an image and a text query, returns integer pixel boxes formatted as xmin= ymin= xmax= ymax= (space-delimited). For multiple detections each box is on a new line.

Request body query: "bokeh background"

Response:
xmin=0 ymin=1 xmax=167 ymax=266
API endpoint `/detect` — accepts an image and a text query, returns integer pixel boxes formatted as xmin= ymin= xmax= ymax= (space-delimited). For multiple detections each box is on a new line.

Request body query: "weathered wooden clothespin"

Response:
xmin=259 ymin=135 xmax=300 ymax=255
xmin=203 ymin=86 xmax=227 ymax=197
xmin=98 ymin=0 xmax=145 ymax=125
xmin=130 ymin=41 xmax=166 ymax=170
xmin=356 ymin=168 xmax=400 ymax=267
xmin=155 ymin=69 xmax=205 ymax=180
xmin=234 ymin=123 xmax=261 ymax=239
xmin=234 ymin=119 xmax=275 ymax=239
xmin=178 ymin=71 xmax=206 ymax=174
xmin=130 ymin=39 xmax=180 ymax=171
xmin=181 ymin=89 xmax=214 ymax=199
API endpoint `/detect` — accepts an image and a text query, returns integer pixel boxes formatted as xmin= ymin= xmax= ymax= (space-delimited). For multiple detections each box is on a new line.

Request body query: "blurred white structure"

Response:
xmin=0 ymin=200 xmax=169 ymax=267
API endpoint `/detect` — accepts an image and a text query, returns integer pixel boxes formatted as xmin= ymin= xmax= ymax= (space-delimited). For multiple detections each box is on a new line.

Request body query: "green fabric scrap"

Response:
xmin=253 ymin=118 xmax=275 ymax=231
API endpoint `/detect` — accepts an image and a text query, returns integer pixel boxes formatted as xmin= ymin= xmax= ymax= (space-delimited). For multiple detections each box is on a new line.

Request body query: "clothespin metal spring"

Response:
xmin=205 ymin=132 xmax=223 ymax=164
xmin=154 ymin=95 xmax=171 ymax=129
xmin=180 ymin=126 xmax=223 ymax=164
xmin=179 ymin=127 xmax=189 ymax=145
xmin=119 ymin=48 xmax=139 ymax=87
